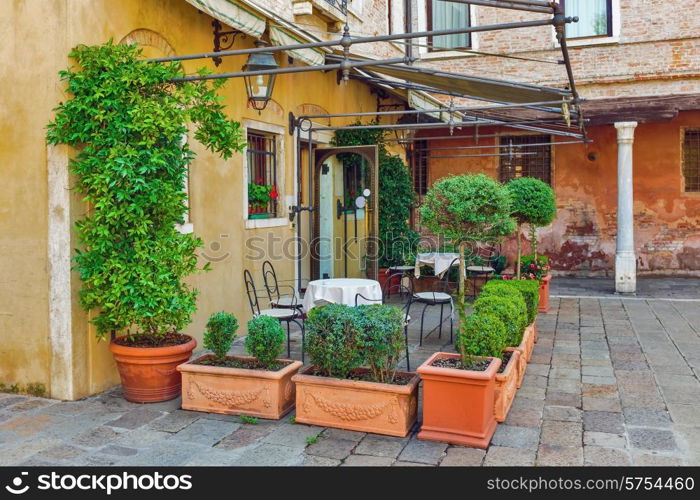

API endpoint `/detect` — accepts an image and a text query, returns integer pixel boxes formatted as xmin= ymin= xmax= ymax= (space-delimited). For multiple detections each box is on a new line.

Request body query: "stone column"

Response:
xmin=614 ymin=121 xmax=638 ymax=293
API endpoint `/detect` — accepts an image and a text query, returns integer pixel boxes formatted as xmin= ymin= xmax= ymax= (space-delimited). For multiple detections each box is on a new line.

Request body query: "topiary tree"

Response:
xmin=457 ymin=312 xmax=508 ymax=365
xmin=46 ymin=41 xmax=246 ymax=343
xmin=334 ymin=123 xmax=419 ymax=268
xmin=419 ymin=174 xmax=515 ymax=317
xmin=505 ymin=177 xmax=556 ymax=278
xmin=354 ymin=304 xmax=405 ymax=384
xmin=304 ymin=304 xmax=363 ymax=379
xmin=245 ymin=315 xmax=286 ymax=368
xmin=203 ymin=312 xmax=239 ymax=361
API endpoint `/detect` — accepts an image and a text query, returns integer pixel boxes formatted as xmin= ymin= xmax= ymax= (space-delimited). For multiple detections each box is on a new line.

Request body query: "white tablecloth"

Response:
xmin=414 ymin=252 xmax=460 ymax=278
xmin=302 ymin=278 xmax=383 ymax=311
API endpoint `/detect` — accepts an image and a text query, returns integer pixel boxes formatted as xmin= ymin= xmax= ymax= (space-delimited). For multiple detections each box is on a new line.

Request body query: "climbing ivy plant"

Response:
xmin=47 ymin=41 xmax=246 ymax=341
xmin=333 ymin=122 xmax=418 ymax=268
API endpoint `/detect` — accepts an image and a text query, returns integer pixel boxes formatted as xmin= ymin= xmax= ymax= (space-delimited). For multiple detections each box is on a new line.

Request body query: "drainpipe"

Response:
xmin=614 ymin=121 xmax=638 ymax=294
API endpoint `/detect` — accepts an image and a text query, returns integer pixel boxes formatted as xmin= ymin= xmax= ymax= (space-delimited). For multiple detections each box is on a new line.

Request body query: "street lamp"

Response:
xmin=242 ymin=40 xmax=278 ymax=111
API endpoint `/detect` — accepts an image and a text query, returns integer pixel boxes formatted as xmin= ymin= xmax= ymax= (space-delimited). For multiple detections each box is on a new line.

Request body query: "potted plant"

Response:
xmin=494 ymin=278 xmax=541 ymax=341
xmin=472 ymin=295 xmax=526 ymax=421
xmin=505 ymin=177 xmax=556 ymax=311
xmin=292 ymin=304 xmax=419 ymax=437
xmin=417 ymin=312 xmax=506 ymax=448
xmin=47 ymin=41 xmax=246 ymax=402
xmin=179 ymin=314 xmax=303 ymax=419
xmin=248 ymin=183 xmax=271 ymax=219
xmin=520 ymin=254 xmax=553 ymax=312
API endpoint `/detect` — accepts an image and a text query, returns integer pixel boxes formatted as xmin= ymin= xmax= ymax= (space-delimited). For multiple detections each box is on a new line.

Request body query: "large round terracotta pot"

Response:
xmin=109 ymin=335 xmax=197 ymax=403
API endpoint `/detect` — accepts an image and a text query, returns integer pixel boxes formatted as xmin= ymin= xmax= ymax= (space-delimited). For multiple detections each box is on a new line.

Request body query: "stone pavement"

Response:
xmin=1 ymin=285 xmax=700 ymax=466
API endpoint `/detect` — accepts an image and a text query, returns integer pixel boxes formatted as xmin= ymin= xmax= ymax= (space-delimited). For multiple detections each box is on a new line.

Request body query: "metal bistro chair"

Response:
xmin=466 ymin=244 xmax=498 ymax=301
xmin=412 ymin=258 xmax=458 ymax=346
xmin=262 ymin=260 xmax=304 ymax=311
xmin=355 ymin=277 xmax=414 ymax=371
xmin=244 ymin=269 xmax=305 ymax=362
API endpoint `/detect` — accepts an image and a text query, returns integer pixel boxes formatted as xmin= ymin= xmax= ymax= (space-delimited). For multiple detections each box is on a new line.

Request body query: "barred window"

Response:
xmin=427 ymin=0 xmax=471 ymax=51
xmin=412 ymin=140 xmax=429 ymax=195
xmin=247 ymin=131 xmax=278 ymax=218
xmin=683 ymin=129 xmax=700 ymax=192
xmin=499 ymin=134 xmax=552 ymax=185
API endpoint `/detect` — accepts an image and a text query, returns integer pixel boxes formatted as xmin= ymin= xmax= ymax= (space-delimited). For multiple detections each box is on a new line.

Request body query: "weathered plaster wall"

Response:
xmin=419 ymin=111 xmax=700 ymax=276
xmin=0 ymin=0 xmax=399 ymax=399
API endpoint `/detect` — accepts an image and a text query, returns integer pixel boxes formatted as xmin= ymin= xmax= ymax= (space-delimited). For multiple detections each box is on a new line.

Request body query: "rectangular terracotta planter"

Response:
xmin=512 ymin=323 xmax=535 ymax=388
xmin=292 ymin=366 xmax=419 ymax=437
xmin=494 ymin=348 xmax=521 ymax=423
xmin=178 ymin=355 xmax=303 ymax=419
xmin=417 ymin=352 xmax=501 ymax=449
xmin=538 ymin=274 xmax=551 ymax=312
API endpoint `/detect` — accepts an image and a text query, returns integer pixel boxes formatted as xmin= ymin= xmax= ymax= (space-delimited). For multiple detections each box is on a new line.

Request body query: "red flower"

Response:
xmin=349 ymin=189 xmax=356 ymax=196
xmin=530 ymin=263 xmax=536 ymax=269
xmin=269 ymin=185 xmax=278 ymax=200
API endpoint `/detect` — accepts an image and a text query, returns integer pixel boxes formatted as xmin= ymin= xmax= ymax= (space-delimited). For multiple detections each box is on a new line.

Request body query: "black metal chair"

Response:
xmin=411 ymin=258 xmax=458 ymax=346
xmin=355 ymin=278 xmax=414 ymax=371
xmin=262 ymin=260 xmax=303 ymax=311
xmin=244 ymin=269 xmax=304 ymax=362
xmin=466 ymin=244 xmax=498 ymax=300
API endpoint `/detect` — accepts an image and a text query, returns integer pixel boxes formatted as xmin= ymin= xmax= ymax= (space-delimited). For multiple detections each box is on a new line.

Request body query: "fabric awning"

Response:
xmin=330 ymin=54 xmax=570 ymax=105
xmin=269 ymin=26 xmax=325 ymax=67
xmin=184 ymin=0 xmax=265 ymax=37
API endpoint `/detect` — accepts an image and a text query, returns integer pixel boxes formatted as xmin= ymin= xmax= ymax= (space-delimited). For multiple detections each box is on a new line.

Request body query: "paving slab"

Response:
xmin=397 ymin=439 xmax=448 ymax=465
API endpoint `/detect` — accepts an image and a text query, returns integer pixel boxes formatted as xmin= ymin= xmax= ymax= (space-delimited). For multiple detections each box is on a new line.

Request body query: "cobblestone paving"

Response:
xmin=2 ymin=287 xmax=700 ymax=466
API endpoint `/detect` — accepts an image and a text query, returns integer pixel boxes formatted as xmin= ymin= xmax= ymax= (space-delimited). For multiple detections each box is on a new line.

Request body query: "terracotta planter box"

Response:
xmin=177 ymin=355 xmax=303 ymax=419
xmin=494 ymin=348 xmax=521 ymax=423
xmin=538 ymin=274 xmax=552 ymax=312
xmin=512 ymin=323 xmax=535 ymax=388
xmin=417 ymin=352 xmax=501 ymax=449
xmin=292 ymin=366 xmax=419 ymax=437
xmin=110 ymin=335 xmax=196 ymax=403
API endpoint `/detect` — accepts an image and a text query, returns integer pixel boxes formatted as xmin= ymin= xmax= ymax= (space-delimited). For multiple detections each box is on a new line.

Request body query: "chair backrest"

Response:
xmin=262 ymin=260 xmax=280 ymax=303
xmin=355 ymin=278 xmax=413 ymax=322
xmin=243 ymin=269 xmax=260 ymax=315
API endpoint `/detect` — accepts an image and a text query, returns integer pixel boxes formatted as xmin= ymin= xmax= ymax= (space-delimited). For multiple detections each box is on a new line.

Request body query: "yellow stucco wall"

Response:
xmin=0 ymin=0 xmax=401 ymax=399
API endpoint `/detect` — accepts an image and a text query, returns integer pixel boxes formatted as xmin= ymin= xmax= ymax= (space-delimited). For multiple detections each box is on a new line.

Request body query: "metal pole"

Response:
xmin=149 ymin=18 xmax=559 ymax=64
xmin=429 ymin=152 xmax=538 ymax=158
xmin=382 ymin=133 xmax=592 ymax=143
xmin=420 ymin=140 xmax=587 ymax=151
xmin=446 ymin=0 xmax=554 ymax=14
xmin=404 ymin=0 xmax=414 ymax=64
xmin=309 ymin=119 xmax=586 ymax=139
xmin=171 ymin=56 xmax=410 ymax=82
xmin=299 ymin=99 xmax=574 ymax=120
xmin=295 ymin=127 xmax=302 ymax=293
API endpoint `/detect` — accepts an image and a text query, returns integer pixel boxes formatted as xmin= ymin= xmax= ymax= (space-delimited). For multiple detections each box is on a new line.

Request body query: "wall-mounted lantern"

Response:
xmin=242 ymin=40 xmax=278 ymax=111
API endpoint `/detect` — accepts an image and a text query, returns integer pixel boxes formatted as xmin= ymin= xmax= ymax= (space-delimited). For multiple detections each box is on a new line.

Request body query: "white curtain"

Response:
xmin=565 ymin=0 xmax=609 ymax=38
xmin=431 ymin=0 xmax=470 ymax=50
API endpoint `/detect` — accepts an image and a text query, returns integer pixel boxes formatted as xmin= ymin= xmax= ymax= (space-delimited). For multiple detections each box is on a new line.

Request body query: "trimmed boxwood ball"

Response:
xmin=478 ymin=286 xmax=528 ymax=340
xmin=472 ymin=296 xmax=525 ymax=347
xmin=484 ymin=279 xmax=539 ymax=325
xmin=245 ymin=315 xmax=286 ymax=368
xmin=354 ymin=304 xmax=405 ymax=384
xmin=457 ymin=312 xmax=508 ymax=362
xmin=203 ymin=312 xmax=239 ymax=361
xmin=304 ymin=304 xmax=363 ymax=379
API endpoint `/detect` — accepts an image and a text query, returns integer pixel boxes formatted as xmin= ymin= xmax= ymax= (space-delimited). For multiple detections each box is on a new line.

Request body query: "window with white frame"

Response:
xmin=247 ymin=131 xmax=280 ymax=218
xmin=563 ymin=0 xmax=613 ymax=39
xmin=427 ymin=0 xmax=471 ymax=51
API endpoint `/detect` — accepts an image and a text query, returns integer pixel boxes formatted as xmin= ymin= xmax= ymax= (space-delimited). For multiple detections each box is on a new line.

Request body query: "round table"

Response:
xmin=302 ymin=278 xmax=382 ymax=311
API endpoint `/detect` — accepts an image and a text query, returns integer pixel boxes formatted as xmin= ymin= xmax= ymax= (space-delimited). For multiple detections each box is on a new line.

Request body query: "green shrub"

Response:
xmin=484 ymin=279 xmax=539 ymax=324
xmin=472 ymin=296 xmax=525 ymax=347
xmin=479 ymin=286 xmax=528 ymax=344
xmin=304 ymin=304 xmax=363 ymax=379
xmin=354 ymin=304 xmax=405 ymax=384
xmin=457 ymin=312 xmax=508 ymax=364
xmin=46 ymin=41 xmax=246 ymax=341
xmin=203 ymin=312 xmax=239 ymax=360
xmin=245 ymin=315 xmax=286 ymax=368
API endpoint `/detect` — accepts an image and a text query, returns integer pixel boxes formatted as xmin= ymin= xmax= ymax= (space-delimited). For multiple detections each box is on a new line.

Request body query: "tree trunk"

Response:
xmin=516 ymin=223 xmax=522 ymax=279
xmin=458 ymin=241 xmax=466 ymax=310
xmin=530 ymin=224 xmax=538 ymax=259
